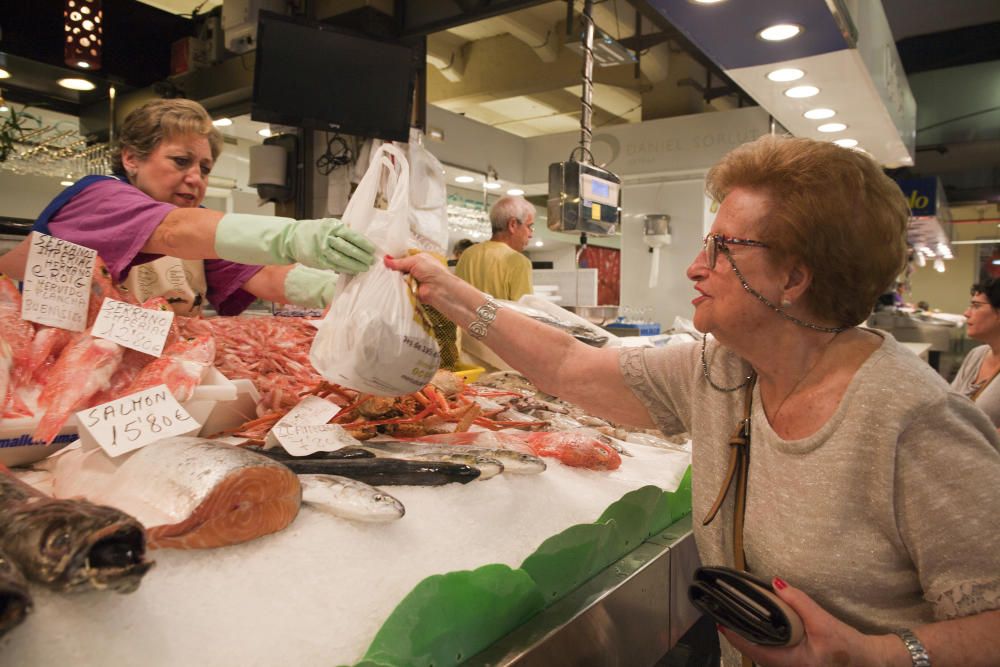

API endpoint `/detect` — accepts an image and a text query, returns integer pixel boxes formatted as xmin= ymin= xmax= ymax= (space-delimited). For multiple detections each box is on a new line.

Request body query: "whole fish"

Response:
xmin=86 ymin=257 xmax=126 ymax=328
xmin=33 ymin=334 xmax=124 ymax=445
xmin=356 ymin=441 xmax=504 ymax=480
xmin=522 ymin=431 xmax=622 ymax=471
xmin=0 ymin=465 xmax=152 ymax=593
xmin=246 ymin=446 xmax=376 ymax=461
xmin=0 ymin=548 xmax=32 ymax=639
xmin=405 ymin=433 xmax=547 ymax=474
xmin=0 ymin=276 xmax=36 ymax=388
xmin=252 ymin=454 xmax=481 ymax=486
xmin=24 ymin=326 xmax=73 ymax=385
xmin=119 ymin=335 xmax=215 ymax=402
xmin=299 ymin=474 xmax=405 ymax=522
xmin=48 ymin=437 xmax=302 ymax=550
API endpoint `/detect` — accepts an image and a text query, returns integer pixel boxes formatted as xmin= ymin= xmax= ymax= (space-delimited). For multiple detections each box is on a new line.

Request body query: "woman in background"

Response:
xmin=951 ymin=278 xmax=1000 ymax=427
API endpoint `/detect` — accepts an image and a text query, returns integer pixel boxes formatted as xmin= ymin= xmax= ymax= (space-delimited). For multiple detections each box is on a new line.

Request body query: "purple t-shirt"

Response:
xmin=47 ymin=179 xmax=262 ymax=315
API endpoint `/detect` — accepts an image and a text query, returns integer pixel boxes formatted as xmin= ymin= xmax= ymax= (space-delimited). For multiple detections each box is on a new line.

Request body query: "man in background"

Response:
xmin=455 ymin=195 xmax=535 ymax=300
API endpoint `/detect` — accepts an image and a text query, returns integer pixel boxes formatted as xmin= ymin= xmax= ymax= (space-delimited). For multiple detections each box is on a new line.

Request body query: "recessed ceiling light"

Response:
xmin=758 ymin=24 xmax=802 ymax=41
xmin=818 ymin=122 xmax=847 ymax=133
xmin=766 ymin=68 xmax=804 ymax=82
xmin=60 ymin=180 xmax=75 ymax=186
xmin=506 ymin=188 xmax=525 ymax=196
xmin=76 ymin=61 xmax=91 ymax=69
xmin=58 ymin=78 xmax=95 ymax=91
xmin=833 ymin=138 xmax=858 ymax=148
xmin=257 ymin=128 xmax=272 ymax=138
xmin=0 ymin=68 xmax=10 ymax=79
xmin=784 ymin=85 xmax=819 ymax=98
xmin=212 ymin=118 xmax=233 ymax=127
xmin=455 ymin=175 xmax=475 ymax=184
xmin=484 ymin=181 xmax=502 ymax=190
xmin=804 ymin=108 xmax=835 ymax=120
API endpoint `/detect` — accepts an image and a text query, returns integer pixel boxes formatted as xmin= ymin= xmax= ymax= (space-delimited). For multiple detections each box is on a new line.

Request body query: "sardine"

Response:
xmin=299 ymin=474 xmax=405 ymax=522
xmin=0 ymin=466 xmax=152 ymax=593
xmin=404 ymin=434 xmax=547 ymax=474
xmin=48 ymin=437 xmax=302 ymax=550
xmin=0 ymin=548 xmax=31 ymax=639
xmin=255 ymin=455 xmax=481 ymax=486
xmin=353 ymin=442 xmax=504 ymax=480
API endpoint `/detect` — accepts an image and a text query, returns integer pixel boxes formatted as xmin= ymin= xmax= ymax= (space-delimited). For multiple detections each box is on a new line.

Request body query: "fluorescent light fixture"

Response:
xmin=57 ymin=77 xmax=96 ymax=91
xmin=834 ymin=138 xmax=858 ymax=148
xmin=818 ymin=122 xmax=847 ymax=133
xmin=212 ymin=118 xmax=233 ymax=127
xmin=766 ymin=68 xmax=804 ymax=82
xmin=0 ymin=69 xmax=9 ymax=79
xmin=534 ymin=240 xmax=544 ymax=247
xmin=993 ymin=259 xmax=1000 ymax=265
xmin=484 ymin=181 xmax=502 ymax=190
xmin=758 ymin=24 xmax=802 ymax=41
xmin=784 ymin=85 xmax=819 ymax=98
xmin=804 ymin=108 xmax=835 ymax=120
xmin=60 ymin=180 xmax=75 ymax=186
xmin=506 ymin=188 xmax=525 ymax=196
xmin=455 ymin=175 xmax=475 ymax=184
xmin=257 ymin=128 xmax=272 ymax=138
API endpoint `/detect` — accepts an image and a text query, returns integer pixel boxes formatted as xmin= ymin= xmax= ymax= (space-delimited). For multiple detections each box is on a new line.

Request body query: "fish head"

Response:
xmin=5 ymin=498 xmax=153 ymax=593
xmin=369 ymin=491 xmax=406 ymax=519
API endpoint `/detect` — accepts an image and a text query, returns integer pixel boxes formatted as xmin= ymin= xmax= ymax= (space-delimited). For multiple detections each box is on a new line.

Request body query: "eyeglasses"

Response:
xmin=703 ymin=233 xmax=770 ymax=270
xmin=969 ymin=300 xmax=992 ymax=310
xmin=518 ymin=220 xmax=535 ymax=232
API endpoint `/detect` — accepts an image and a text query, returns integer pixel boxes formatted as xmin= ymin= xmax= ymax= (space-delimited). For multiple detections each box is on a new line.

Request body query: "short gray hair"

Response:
xmin=489 ymin=196 xmax=535 ymax=234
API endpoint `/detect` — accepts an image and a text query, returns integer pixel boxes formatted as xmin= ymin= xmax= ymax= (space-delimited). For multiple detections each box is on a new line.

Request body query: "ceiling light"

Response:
xmin=690 ymin=0 xmax=727 ymax=3
xmin=804 ymin=108 xmax=835 ymax=120
xmin=0 ymin=69 xmax=9 ymax=79
xmin=507 ymin=188 xmax=525 ymax=196
xmin=766 ymin=68 xmax=804 ymax=82
xmin=758 ymin=24 xmax=802 ymax=41
xmin=257 ymin=128 xmax=272 ymax=138
xmin=212 ymin=118 xmax=233 ymax=127
xmin=818 ymin=122 xmax=847 ymax=133
xmin=60 ymin=180 xmax=75 ymax=186
xmin=534 ymin=240 xmax=544 ymax=247
xmin=0 ymin=106 xmax=8 ymax=113
xmin=58 ymin=77 xmax=95 ymax=91
xmin=64 ymin=0 xmax=103 ymax=70
xmin=834 ymin=138 xmax=858 ymax=148
xmin=784 ymin=85 xmax=819 ymax=99
xmin=455 ymin=175 xmax=475 ymax=184
xmin=484 ymin=181 xmax=502 ymax=190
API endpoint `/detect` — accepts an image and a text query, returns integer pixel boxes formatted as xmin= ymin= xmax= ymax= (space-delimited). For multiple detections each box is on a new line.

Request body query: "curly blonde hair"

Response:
xmin=111 ymin=99 xmax=223 ymax=176
xmin=706 ymin=135 xmax=909 ymax=327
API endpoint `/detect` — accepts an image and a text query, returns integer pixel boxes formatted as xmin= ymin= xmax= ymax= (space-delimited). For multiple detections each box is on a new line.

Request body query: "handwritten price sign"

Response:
xmin=92 ymin=297 xmax=174 ymax=356
xmin=264 ymin=395 xmax=356 ymax=455
xmin=76 ymin=385 xmax=198 ymax=457
xmin=21 ymin=232 xmax=96 ymax=331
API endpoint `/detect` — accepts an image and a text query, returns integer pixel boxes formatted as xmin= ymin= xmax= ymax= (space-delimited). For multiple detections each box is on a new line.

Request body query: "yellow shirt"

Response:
xmin=455 ymin=240 xmax=532 ymax=301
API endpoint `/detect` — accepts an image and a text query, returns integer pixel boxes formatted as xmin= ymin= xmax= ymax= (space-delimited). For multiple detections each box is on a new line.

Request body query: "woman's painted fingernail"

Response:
xmin=716 ymin=623 xmax=725 ymax=633
xmin=773 ymin=577 xmax=788 ymax=590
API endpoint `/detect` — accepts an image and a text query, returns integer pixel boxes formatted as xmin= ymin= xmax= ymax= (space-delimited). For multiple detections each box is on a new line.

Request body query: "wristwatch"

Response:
xmin=893 ymin=629 xmax=931 ymax=667
xmin=468 ymin=296 xmax=501 ymax=339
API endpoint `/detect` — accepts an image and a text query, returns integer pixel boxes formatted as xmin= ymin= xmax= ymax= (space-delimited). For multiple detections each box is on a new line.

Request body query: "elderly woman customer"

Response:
xmin=952 ymin=278 xmax=1000 ymax=427
xmin=390 ymin=135 xmax=1000 ymax=666
xmin=0 ymin=98 xmax=374 ymax=314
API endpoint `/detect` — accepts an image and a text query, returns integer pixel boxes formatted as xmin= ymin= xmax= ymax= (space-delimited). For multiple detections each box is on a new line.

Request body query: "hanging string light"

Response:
xmin=64 ymin=0 xmax=103 ymax=71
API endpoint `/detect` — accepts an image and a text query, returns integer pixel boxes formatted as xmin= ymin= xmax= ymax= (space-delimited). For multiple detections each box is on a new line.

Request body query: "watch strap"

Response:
xmin=893 ymin=628 xmax=931 ymax=667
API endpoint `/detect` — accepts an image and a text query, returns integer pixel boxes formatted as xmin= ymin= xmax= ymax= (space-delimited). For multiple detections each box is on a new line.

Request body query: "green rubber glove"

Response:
xmin=214 ymin=213 xmax=376 ymax=273
xmin=283 ymin=265 xmax=338 ymax=309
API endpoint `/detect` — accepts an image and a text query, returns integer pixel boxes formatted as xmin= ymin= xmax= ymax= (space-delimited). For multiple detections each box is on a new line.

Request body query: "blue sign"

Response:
xmin=896 ymin=177 xmax=938 ymax=217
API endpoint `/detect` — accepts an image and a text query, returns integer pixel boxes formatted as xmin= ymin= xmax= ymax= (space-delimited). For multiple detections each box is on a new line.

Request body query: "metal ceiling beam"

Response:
xmin=395 ymin=0 xmax=551 ymax=37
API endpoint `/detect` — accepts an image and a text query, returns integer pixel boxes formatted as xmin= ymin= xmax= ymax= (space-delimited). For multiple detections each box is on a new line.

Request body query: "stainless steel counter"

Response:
xmin=467 ymin=515 xmax=699 ymax=666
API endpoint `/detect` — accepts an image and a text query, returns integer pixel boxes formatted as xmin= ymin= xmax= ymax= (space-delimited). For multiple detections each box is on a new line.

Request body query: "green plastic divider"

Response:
xmin=357 ymin=470 xmax=694 ymax=666
xmin=360 ymin=564 xmax=545 ymax=667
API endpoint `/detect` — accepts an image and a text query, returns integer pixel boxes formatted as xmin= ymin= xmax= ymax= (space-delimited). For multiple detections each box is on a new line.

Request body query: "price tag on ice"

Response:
xmin=265 ymin=395 xmax=358 ymax=456
xmin=91 ymin=297 xmax=174 ymax=356
xmin=21 ymin=232 xmax=96 ymax=331
xmin=76 ymin=385 xmax=198 ymax=457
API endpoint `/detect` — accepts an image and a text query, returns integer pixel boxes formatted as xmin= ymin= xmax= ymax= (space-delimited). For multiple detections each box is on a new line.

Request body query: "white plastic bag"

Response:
xmin=400 ymin=129 xmax=449 ymax=256
xmin=309 ymin=144 xmax=441 ymax=396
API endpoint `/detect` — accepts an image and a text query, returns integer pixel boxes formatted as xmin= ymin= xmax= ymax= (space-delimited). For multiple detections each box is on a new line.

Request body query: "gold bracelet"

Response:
xmin=468 ymin=296 xmax=501 ymax=339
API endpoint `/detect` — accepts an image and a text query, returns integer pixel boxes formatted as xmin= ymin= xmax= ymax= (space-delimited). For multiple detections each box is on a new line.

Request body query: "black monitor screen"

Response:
xmin=252 ymin=13 xmax=415 ymax=141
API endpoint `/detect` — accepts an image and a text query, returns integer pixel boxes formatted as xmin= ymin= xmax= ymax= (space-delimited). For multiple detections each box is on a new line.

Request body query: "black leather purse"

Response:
xmin=688 ymin=566 xmax=804 ymax=646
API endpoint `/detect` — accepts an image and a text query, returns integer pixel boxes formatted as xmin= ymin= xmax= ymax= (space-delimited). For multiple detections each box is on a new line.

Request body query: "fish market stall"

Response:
xmin=1 ymin=440 xmax=695 ymax=665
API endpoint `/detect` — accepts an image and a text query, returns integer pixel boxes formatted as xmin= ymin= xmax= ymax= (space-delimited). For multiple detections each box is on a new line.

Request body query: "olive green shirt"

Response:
xmin=454 ymin=240 xmax=532 ymax=301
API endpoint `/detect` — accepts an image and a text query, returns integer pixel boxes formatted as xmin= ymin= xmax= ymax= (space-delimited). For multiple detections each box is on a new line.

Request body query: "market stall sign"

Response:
xmin=21 ymin=231 xmax=95 ymax=331
xmin=91 ymin=297 xmax=175 ymax=356
xmin=265 ymin=395 xmax=359 ymax=456
xmin=76 ymin=385 xmax=198 ymax=457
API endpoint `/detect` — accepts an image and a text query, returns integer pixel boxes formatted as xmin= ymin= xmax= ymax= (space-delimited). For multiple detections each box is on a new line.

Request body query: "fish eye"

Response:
xmin=373 ymin=494 xmax=384 ymax=502
xmin=43 ymin=524 xmax=72 ymax=555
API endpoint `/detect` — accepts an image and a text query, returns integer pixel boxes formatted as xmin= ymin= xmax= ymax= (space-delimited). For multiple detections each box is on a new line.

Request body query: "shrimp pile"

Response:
xmin=176 ymin=316 xmax=323 ymax=413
